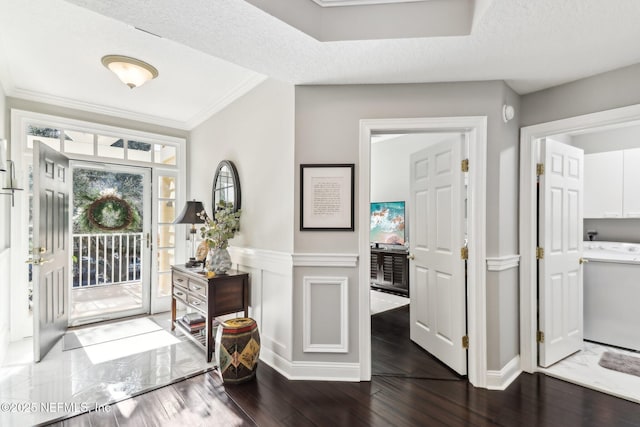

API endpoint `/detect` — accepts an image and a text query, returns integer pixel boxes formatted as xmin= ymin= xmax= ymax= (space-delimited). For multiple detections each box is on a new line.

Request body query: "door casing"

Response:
xmin=519 ymin=103 xmax=640 ymax=373
xmin=359 ymin=116 xmax=487 ymax=387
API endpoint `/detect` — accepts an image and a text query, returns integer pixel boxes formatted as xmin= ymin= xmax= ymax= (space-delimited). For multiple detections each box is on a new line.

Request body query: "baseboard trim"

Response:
xmin=260 ymin=347 xmax=360 ymax=381
xmin=486 ymin=355 xmax=521 ymax=390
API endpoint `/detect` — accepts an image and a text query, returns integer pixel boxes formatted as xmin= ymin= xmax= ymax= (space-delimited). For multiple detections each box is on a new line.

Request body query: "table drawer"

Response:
xmin=173 ymin=273 xmax=189 ymax=289
xmin=187 ymin=293 xmax=206 ymax=312
xmin=188 ymin=280 xmax=207 ymax=298
xmin=173 ymin=286 xmax=188 ymax=302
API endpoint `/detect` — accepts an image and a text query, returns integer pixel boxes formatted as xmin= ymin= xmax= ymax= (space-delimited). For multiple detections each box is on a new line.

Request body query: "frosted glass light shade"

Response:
xmin=102 ymin=55 xmax=159 ymax=89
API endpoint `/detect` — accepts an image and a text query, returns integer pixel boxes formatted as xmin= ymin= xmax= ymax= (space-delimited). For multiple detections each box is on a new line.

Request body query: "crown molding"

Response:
xmin=8 ymin=87 xmax=190 ymax=130
xmin=5 ymin=74 xmax=267 ymax=132
xmin=185 ymin=74 xmax=267 ymax=129
xmin=310 ymin=0 xmax=424 ymax=6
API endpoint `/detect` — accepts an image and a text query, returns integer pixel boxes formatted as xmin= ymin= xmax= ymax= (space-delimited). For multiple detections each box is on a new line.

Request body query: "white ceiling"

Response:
xmin=1 ymin=0 xmax=640 ymax=130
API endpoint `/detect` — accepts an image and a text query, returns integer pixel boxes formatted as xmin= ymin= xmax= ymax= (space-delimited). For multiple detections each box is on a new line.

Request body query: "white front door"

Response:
xmin=409 ymin=139 xmax=467 ymax=375
xmin=33 ymin=142 xmax=70 ymax=362
xmin=538 ymin=138 xmax=584 ymax=367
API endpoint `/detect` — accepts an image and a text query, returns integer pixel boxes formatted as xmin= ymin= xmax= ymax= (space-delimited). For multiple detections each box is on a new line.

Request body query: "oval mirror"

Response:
xmin=212 ymin=160 xmax=241 ymax=215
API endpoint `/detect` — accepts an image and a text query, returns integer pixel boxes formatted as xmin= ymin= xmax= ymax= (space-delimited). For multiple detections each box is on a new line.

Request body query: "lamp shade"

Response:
xmin=174 ymin=200 xmax=207 ymax=225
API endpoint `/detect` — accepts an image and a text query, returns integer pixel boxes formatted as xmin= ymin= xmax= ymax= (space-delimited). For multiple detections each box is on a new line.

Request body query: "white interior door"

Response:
xmin=33 ymin=142 xmax=70 ymax=362
xmin=409 ymin=139 xmax=467 ymax=375
xmin=538 ymin=138 xmax=584 ymax=368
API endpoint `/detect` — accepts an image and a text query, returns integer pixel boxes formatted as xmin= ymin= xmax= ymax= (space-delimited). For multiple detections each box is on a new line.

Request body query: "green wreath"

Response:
xmin=84 ymin=195 xmax=140 ymax=232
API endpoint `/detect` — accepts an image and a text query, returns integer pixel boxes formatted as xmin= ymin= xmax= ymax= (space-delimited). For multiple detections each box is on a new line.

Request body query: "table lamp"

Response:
xmin=174 ymin=199 xmax=206 ymax=267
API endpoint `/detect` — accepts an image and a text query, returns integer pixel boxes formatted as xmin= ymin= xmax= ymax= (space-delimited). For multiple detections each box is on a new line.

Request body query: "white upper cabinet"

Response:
xmin=584 ymin=151 xmax=623 ymax=218
xmin=623 ymin=148 xmax=640 ymax=217
xmin=584 ymin=149 xmax=640 ymax=218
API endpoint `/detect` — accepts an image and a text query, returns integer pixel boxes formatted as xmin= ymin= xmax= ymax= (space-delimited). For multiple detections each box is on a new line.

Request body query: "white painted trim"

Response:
xmin=228 ymin=246 xmax=293 ymax=276
xmin=359 ymin=116 xmax=487 ymax=388
xmin=9 ymin=87 xmax=189 ymax=131
xmin=9 ymin=109 xmax=187 ymax=340
xmin=260 ymin=347 xmax=360 ymax=381
xmin=311 ymin=0 xmax=424 ymax=7
xmin=519 ymin=103 xmax=640 ymax=374
xmin=292 ymin=253 xmax=359 ymax=267
xmin=486 ymin=355 xmax=521 ymax=390
xmin=303 ymin=276 xmax=349 ymax=353
xmin=486 ymin=255 xmax=520 ymax=272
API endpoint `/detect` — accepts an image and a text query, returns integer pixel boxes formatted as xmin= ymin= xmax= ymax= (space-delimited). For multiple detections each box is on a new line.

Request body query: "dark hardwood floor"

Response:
xmin=49 ymin=306 xmax=640 ymax=427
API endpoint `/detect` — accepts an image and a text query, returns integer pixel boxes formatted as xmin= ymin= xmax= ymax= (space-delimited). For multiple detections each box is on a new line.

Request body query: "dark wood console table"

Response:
xmin=370 ymin=247 xmax=409 ymax=296
xmin=171 ymin=265 xmax=249 ymax=362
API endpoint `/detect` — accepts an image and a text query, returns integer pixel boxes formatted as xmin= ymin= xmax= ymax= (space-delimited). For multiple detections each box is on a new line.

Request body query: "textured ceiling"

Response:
xmin=1 ymin=0 xmax=640 ymax=130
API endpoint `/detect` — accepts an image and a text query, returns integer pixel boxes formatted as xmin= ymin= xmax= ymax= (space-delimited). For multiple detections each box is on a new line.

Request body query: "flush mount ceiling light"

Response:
xmin=101 ymin=55 xmax=158 ymax=89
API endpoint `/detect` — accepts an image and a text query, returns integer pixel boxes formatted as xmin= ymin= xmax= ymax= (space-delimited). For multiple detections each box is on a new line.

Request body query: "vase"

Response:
xmin=207 ymin=247 xmax=232 ymax=274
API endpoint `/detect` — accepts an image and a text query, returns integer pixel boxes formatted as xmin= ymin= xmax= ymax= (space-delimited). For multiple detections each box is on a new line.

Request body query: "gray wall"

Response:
xmin=571 ymin=125 xmax=640 ymax=154
xmin=521 ymin=63 xmax=640 ymax=127
xmin=294 ymin=82 xmax=521 ymax=368
xmin=584 ymin=219 xmax=640 ymax=244
xmin=189 ymin=78 xmax=295 ymax=253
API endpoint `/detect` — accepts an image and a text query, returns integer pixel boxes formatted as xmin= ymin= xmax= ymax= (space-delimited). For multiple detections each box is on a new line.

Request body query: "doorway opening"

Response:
xmin=520 ymin=103 xmax=640 ymax=403
xmin=358 ymin=116 xmax=487 ymax=388
xmin=9 ymin=109 xmax=186 ymax=358
xmin=369 ymin=132 xmax=469 ymax=377
xmin=69 ymin=162 xmax=152 ymax=326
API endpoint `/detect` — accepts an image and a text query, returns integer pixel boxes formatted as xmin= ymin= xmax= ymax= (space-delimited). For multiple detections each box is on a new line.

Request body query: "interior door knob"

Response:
xmin=407 ymin=253 xmax=415 ymax=260
xmin=579 ymin=257 xmax=589 ymax=264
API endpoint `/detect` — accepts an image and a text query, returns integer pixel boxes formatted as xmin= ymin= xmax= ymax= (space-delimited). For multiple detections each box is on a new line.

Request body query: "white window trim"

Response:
xmin=9 ymin=109 xmax=186 ymax=340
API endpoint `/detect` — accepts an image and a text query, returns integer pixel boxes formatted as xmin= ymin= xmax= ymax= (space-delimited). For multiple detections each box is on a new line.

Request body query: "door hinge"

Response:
xmin=461 ymin=159 xmax=469 ymax=172
xmin=536 ymin=247 xmax=544 ymax=260
xmin=537 ymin=331 xmax=545 ymax=343
xmin=461 ymin=247 xmax=469 ymax=260
xmin=462 ymin=335 xmax=469 ymax=349
xmin=536 ymin=163 xmax=545 ymax=176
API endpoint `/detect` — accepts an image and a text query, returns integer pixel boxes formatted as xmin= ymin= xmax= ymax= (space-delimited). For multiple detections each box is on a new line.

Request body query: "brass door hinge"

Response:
xmin=461 ymin=247 xmax=469 ymax=260
xmin=536 ymin=163 xmax=545 ymax=176
xmin=462 ymin=335 xmax=469 ymax=349
xmin=461 ymin=159 xmax=469 ymax=172
xmin=536 ymin=247 xmax=544 ymax=260
xmin=537 ymin=331 xmax=545 ymax=343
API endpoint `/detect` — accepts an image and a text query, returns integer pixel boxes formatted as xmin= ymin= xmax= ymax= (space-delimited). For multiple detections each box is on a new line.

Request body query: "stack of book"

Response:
xmin=178 ymin=312 xmax=206 ymax=333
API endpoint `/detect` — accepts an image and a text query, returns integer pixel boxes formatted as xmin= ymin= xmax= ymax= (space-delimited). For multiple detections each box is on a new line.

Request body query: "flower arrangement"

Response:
xmin=197 ymin=201 xmax=241 ymax=249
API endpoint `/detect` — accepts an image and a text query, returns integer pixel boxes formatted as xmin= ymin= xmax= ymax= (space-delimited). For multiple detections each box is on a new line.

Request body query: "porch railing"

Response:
xmin=73 ymin=233 xmax=144 ymax=288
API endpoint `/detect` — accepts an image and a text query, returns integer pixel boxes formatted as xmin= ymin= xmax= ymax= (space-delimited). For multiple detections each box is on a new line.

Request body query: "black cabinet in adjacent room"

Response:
xmin=370 ymin=247 xmax=409 ymax=296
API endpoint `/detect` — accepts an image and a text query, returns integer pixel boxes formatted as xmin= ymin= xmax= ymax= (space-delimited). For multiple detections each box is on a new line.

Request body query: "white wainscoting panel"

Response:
xmin=486 ymin=255 xmax=520 ymax=272
xmin=303 ymin=276 xmax=349 ymax=353
xmin=229 ymin=247 xmax=293 ymax=361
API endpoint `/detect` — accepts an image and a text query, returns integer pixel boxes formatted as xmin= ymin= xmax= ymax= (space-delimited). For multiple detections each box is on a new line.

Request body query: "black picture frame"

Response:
xmin=300 ymin=163 xmax=355 ymax=231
